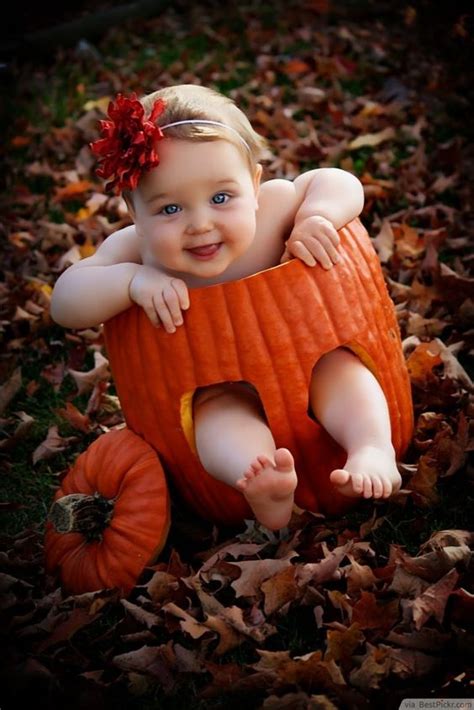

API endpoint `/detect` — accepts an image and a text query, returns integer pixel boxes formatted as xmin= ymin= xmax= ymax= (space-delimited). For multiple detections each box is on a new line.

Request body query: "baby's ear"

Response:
xmin=254 ymin=163 xmax=263 ymax=190
xmin=253 ymin=164 xmax=262 ymax=208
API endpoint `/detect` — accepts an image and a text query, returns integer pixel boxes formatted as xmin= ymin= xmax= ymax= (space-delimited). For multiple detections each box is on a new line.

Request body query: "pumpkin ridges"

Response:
xmin=44 ymin=428 xmax=170 ymax=594
xmin=103 ymin=219 xmax=413 ymax=523
xmin=346 ymin=220 xmax=414 ymax=445
xmin=251 ymin=271 xmax=306 ymax=459
xmin=343 ymin=230 xmax=401 ymax=441
xmin=191 ymin=284 xmax=225 ymax=380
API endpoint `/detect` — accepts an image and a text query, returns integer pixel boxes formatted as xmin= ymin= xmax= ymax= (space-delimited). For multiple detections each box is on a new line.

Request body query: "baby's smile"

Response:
xmin=185 ymin=243 xmax=222 ymax=260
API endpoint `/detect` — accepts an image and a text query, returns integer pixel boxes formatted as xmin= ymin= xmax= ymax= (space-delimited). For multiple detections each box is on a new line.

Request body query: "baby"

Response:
xmin=51 ymin=84 xmax=402 ymax=530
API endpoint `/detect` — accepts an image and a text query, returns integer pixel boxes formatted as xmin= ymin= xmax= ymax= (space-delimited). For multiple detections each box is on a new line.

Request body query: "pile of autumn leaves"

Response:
xmin=2 ymin=10 xmax=474 ymax=707
xmin=2 ymin=509 xmax=473 ymax=707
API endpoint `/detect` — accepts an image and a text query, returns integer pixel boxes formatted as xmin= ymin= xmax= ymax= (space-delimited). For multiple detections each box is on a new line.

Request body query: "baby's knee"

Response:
xmin=313 ymin=347 xmax=358 ymax=373
xmin=194 ymin=382 xmax=258 ymax=411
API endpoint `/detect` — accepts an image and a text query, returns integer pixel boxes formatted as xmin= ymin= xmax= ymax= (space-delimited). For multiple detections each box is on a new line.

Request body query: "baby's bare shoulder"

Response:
xmin=259 ymin=178 xmax=296 ymax=201
xmin=71 ymin=225 xmax=141 ymax=270
xmin=257 ymin=178 xmax=298 ymax=239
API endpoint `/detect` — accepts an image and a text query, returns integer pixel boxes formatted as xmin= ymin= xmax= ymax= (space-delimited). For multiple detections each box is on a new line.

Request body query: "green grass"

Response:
xmin=0 ymin=342 xmax=98 ymax=535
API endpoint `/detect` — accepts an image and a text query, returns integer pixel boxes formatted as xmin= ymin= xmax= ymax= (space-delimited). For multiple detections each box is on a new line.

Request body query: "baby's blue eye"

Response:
xmin=212 ymin=192 xmax=229 ymax=205
xmin=161 ymin=204 xmax=181 ymax=215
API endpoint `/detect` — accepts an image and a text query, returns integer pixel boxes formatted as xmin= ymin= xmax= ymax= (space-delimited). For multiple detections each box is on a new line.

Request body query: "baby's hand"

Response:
xmin=280 ymin=215 xmax=341 ymax=269
xmin=128 ymin=265 xmax=189 ymax=333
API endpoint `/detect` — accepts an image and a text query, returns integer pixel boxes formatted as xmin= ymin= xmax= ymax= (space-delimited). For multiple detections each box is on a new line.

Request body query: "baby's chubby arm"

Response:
xmin=50 ymin=225 xmax=189 ymax=332
xmin=281 ymin=168 xmax=365 ymax=267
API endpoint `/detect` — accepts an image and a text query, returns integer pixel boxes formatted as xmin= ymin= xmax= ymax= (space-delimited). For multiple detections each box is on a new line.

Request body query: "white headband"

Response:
xmin=160 ymin=119 xmax=251 ymax=153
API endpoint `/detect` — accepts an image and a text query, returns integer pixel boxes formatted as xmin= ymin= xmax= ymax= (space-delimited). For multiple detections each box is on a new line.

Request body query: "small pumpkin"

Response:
xmin=44 ymin=428 xmax=170 ymax=594
xmin=104 ymin=218 xmax=413 ymax=524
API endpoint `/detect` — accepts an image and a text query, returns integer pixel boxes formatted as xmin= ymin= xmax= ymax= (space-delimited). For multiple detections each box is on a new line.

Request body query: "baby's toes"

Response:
xmin=330 ymin=469 xmax=350 ymax=486
xmin=256 ymin=454 xmax=272 ymax=470
xmin=351 ymin=472 xmax=364 ymax=495
xmin=371 ymin=475 xmax=384 ymax=498
xmin=274 ymin=448 xmax=295 ymax=472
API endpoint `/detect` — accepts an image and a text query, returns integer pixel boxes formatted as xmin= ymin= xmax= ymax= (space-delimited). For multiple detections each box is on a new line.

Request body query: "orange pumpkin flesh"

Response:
xmin=44 ymin=428 xmax=170 ymax=594
xmin=104 ymin=219 xmax=413 ymax=524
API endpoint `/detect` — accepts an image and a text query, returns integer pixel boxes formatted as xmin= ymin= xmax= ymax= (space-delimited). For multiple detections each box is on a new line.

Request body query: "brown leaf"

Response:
xmin=386 ymin=627 xmax=451 ymax=651
xmin=410 ymin=568 xmax=459 ymax=630
xmin=380 ymin=644 xmax=441 ymax=678
xmin=141 ymin=571 xmax=179 ymax=604
xmin=324 ymin=623 xmax=365 ymax=667
xmin=297 ymin=542 xmax=352 ymax=587
xmin=351 ymin=591 xmax=399 ymax=633
xmin=345 ymin=555 xmax=378 ymax=593
xmin=372 ymin=220 xmax=394 ymax=263
xmin=281 ymin=59 xmax=312 ymax=75
xmin=230 ymin=554 xmax=296 ymax=598
xmin=199 ymin=540 xmax=267 ymax=574
xmin=203 ymin=614 xmax=242 ymax=655
xmin=406 ymin=312 xmax=448 ymax=338
xmin=389 ymin=566 xmax=430 ymax=598
xmin=36 ymin=607 xmax=98 ymax=651
xmin=68 ymin=351 xmax=110 ymax=396
xmin=32 ymin=425 xmax=78 ymax=464
xmin=53 ymin=180 xmax=95 ymax=202
xmin=219 ymin=604 xmax=277 ymax=643
xmin=348 ymin=127 xmax=396 ymax=150
xmin=112 ymin=643 xmax=176 ymax=691
xmin=349 ymin=644 xmax=391 ymax=690
xmin=262 ymin=565 xmax=299 ymax=615
xmin=162 ymin=601 xmax=210 ymax=640
xmin=0 ymin=368 xmax=22 ymax=415
xmin=390 ymin=544 xmax=469 ymax=584
xmin=448 ymin=588 xmax=474 ymax=629
xmin=56 ymin=401 xmax=92 ymax=433
xmin=420 ymin=529 xmax=474 ymax=552
xmin=201 ymin=661 xmax=247 ymax=699
xmin=406 ymin=341 xmax=443 ymax=385
xmin=0 ymin=411 xmax=35 ymax=451
xmin=121 ymin=599 xmax=161 ymax=630
xmin=406 ymin=454 xmax=440 ymax=506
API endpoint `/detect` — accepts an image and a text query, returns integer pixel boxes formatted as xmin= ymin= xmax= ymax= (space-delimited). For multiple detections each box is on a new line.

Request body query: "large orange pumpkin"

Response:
xmin=103 ymin=219 xmax=413 ymax=524
xmin=44 ymin=428 xmax=170 ymax=594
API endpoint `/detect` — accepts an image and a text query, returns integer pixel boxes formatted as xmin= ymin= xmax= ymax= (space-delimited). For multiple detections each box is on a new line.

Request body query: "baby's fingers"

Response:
xmin=321 ymin=221 xmax=341 ymax=248
xmin=291 ymin=240 xmax=335 ymax=269
xmin=170 ymin=278 xmax=190 ymax=311
xmin=157 ymin=285 xmax=185 ymax=332
xmin=309 ymin=233 xmax=340 ymax=266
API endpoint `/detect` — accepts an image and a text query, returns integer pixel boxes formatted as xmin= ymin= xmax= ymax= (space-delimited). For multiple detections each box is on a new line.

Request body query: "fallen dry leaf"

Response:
xmin=32 ymin=425 xmax=78 ymax=464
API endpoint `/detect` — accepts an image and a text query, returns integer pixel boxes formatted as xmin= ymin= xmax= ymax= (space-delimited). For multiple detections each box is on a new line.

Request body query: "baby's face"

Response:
xmin=130 ymin=138 xmax=261 ymax=279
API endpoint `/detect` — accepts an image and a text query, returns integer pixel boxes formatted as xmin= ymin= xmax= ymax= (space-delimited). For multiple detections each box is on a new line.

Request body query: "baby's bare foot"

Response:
xmin=330 ymin=445 xmax=401 ymax=499
xmin=236 ymin=448 xmax=297 ymax=530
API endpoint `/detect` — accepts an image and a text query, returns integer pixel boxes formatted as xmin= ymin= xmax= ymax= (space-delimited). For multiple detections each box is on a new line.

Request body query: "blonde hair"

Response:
xmin=141 ymin=84 xmax=267 ymax=169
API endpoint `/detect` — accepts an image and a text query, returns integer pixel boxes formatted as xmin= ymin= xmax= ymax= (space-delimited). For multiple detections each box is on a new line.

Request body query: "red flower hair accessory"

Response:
xmin=90 ymin=93 xmax=166 ymax=193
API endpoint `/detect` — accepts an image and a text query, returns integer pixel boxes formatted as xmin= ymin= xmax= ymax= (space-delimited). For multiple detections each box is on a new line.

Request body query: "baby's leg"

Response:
xmin=310 ymin=348 xmax=401 ymax=499
xmin=194 ymin=384 xmax=297 ymax=529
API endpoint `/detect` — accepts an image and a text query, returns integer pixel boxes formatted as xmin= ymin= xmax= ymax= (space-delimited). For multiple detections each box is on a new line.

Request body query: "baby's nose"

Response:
xmin=186 ymin=208 xmax=213 ymax=234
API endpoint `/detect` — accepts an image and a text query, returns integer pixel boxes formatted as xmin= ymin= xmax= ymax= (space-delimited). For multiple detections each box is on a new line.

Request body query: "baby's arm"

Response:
xmin=51 ymin=226 xmax=189 ymax=332
xmin=51 ymin=226 xmax=142 ymax=328
xmin=282 ymin=168 xmax=364 ymax=267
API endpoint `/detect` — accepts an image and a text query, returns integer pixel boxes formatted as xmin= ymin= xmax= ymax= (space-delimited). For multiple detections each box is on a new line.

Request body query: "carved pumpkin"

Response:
xmin=44 ymin=428 xmax=170 ymax=594
xmin=103 ymin=219 xmax=413 ymax=524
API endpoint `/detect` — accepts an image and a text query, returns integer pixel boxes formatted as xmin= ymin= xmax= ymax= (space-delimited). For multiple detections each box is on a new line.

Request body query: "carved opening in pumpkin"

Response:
xmin=180 ymin=381 xmax=269 ymax=457
xmin=306 ymin=344 xmax=382 ymax=424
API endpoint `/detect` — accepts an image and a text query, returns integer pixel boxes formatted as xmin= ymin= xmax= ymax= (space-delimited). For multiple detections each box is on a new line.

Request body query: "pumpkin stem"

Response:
xmin=48 ymin=493 xmax=115 ymax=542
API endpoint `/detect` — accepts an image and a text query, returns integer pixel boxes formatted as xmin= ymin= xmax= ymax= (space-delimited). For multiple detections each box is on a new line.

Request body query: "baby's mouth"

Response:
xmin=186 ymin=243 xmax=222 ymax=260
